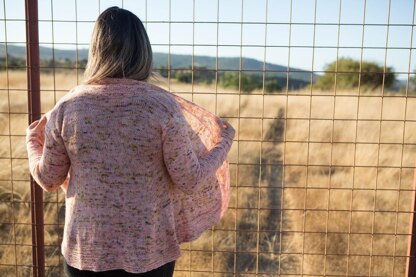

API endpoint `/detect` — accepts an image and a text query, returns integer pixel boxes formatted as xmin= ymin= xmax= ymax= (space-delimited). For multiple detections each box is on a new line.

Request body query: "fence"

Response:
xmin=1 ymin=0 xmax=416 ymax=276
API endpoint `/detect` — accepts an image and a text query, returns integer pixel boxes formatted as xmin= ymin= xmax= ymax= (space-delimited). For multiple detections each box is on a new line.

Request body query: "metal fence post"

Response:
xmin=25 ymin=0 xmax=45 ymax=276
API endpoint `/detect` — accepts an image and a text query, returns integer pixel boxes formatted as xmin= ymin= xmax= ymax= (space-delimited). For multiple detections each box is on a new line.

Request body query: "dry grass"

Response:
xmin=1 ymin=71 xmax=416 ymax=276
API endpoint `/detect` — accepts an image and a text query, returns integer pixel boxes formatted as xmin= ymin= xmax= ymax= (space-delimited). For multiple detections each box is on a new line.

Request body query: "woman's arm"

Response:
xmin=162 ymin=111 xmax=235 ymax=195
xmin=26 ymin=112 xmax=70 ymax=192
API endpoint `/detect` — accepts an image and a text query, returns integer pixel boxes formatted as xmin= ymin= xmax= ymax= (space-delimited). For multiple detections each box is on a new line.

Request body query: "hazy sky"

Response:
xmin=1 ymin=0 xmax=415 ymax=78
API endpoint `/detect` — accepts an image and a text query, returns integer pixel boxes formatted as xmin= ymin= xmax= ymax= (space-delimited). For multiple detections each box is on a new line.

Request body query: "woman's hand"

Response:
xmin=26 ymin=116 xmax=47 ymax=146
xmin=61 ymin=175 xmax=70 ymax=194
xmin=217 ymin=117 xmax=236 ymax=140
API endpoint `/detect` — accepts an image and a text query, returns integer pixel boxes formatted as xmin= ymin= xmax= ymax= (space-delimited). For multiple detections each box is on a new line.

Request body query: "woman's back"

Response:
xmin=56 ymin=79 xmax=183 ymax=272
xmin=63 ymin=79 xmax=171 ymax=193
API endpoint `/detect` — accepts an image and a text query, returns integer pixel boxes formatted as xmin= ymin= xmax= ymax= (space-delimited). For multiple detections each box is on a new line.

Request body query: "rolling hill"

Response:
xmin=1 ymin=44 xmax=315 ymax=83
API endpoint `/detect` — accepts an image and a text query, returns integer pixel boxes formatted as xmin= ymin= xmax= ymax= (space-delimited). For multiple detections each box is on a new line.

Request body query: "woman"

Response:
xmin=26 ymin=7 xmax=235 ymax=277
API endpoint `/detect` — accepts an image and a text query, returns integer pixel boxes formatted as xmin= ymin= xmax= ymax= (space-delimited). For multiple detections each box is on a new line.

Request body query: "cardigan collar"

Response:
xmin=92 ymin=78 xmax=144 ymax=86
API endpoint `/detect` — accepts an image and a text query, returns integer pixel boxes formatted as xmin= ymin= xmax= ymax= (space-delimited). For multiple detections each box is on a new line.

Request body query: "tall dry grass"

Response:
xmin=1 ymin=70 xmax=416 ymax=276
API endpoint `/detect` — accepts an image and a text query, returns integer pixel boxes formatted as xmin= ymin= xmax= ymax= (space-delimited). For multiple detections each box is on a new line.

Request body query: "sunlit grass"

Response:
xmin=1 ymin=70 xmax=415 ymax=276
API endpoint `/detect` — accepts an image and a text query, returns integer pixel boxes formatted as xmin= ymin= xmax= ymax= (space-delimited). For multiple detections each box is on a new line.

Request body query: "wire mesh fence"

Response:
xmin=1 ymin=0 xmax=416 ymax=276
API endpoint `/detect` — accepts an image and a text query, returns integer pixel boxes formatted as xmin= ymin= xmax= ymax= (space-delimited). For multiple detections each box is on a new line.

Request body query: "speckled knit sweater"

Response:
xmin=25 ymin=78 xmax=234 ymax=273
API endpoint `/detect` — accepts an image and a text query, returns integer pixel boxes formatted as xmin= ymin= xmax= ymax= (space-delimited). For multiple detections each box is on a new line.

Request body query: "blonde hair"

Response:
xmin=84 ymin=7 xmax=153 ymax=84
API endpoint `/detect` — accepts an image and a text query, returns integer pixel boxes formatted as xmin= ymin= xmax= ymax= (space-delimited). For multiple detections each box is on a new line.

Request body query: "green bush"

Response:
xmin=169 ymin=69 xmax=283 ymax=93
xmin=176 ymin=71 xmax=192 ymax=83
xmin=220 ymin=72 xmax=263 ymax=93
xmin=265 ymin=80 xmax=282 ymax=93
xmin=0 ymin=56 xmax=26 ymax=69
xmin=221 ymin=72 xmax=239 ymax=89
xmin=314 ymin=58 xmax=395 ymax=91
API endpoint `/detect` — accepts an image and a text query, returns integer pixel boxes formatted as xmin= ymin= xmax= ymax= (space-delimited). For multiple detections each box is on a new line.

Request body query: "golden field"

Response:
xmin=1 ymin=70 xmax=416 ymax=276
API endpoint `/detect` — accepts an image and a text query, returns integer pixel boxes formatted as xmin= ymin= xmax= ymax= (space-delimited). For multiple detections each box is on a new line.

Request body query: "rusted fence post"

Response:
xmin=25 ymin=0 xmax=45 ymax=276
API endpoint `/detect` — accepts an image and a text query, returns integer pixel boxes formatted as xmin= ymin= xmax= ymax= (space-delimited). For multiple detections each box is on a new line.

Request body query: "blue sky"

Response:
xmin=1 ymin=0 xmax=415 ymax=78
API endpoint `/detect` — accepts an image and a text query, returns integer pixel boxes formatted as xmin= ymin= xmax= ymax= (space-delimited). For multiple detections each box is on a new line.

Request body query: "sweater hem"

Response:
xmin=62 ymin=245 xmax=181 ymax=274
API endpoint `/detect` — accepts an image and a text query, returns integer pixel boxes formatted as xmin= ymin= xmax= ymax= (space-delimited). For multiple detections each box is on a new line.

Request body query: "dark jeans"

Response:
xmin=63 ymin=260 xmax=175 ymax=277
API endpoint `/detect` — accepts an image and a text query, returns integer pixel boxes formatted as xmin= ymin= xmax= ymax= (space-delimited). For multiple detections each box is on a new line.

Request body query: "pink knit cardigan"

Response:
xmin=26 ymin=78 xmax=234 ymax=273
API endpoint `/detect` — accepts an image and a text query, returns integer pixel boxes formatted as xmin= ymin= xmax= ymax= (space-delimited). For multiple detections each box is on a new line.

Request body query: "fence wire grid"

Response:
xmin=1 ymin=0 xmax=416 ymax=276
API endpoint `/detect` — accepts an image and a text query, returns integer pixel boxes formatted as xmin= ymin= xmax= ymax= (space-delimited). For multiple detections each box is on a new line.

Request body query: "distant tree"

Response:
xmin=1 ymin=55 xmax=26 ymax=69
xmin=64 ymin=58 xmax=72 ymax=67
xmin=0 ymin=57 xmax=6 ymax=70
xmin=157 ymin=66 xmax=169 ymax=78
xmin=220 ymin=72 xmax=263 ymax=93
xmin=264 ymin=80 xmax=282 ymax=93
xmin=172 ymin=69 xmax=282 ymax=93
xmin=169 ymin=69 xmax=177 ymax=79
xmin=193 ymin=67 xmax=215 ymax=84
xmin=221 ymin=72 xmax=240 ymax=89
xmin=409 ymin=70 xmax=416 ymax=95
xmin=314 ymin=58 xmax=396 ymax=91
xmin=240 ymin=74 xmax=260 ymax=92
xmin=78 ymin=59 xmax=88 ymax=69
xmin=40 ymin=59 xmax=54 ymax=68
xmin=176 ymin=71 xmax=192 ymax=83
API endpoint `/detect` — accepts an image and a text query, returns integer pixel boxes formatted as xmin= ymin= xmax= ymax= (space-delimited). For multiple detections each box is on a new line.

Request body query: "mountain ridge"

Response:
xmin=0 ymin=44 xmax=314 ymax=82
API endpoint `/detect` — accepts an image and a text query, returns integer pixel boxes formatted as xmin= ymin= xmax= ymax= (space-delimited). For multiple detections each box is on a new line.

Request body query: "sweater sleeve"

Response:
xmin=26 ymin=109 xmax=70 ymax=192
xmin=162 ymin=107 xmax=234 ymax=195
